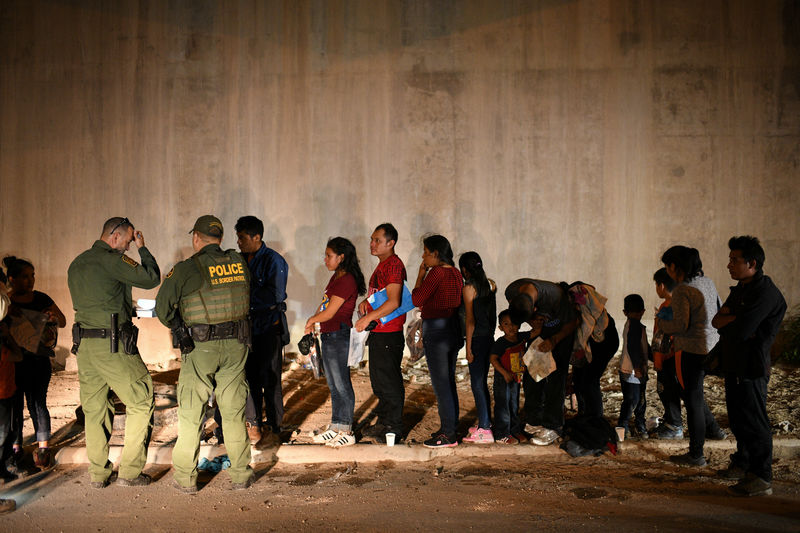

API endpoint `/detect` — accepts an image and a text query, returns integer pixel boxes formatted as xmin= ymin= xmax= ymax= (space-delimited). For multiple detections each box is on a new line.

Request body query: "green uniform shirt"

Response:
xmin=155 ymin=244 xmax=250 ymax=327
xmin=68 ymin=240 xmax=161 ymax=329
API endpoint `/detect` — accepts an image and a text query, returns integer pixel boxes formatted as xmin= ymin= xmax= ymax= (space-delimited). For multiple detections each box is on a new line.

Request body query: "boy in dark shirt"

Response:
xmin=618 ymin=294 xmax=650 ymax=439
xmin=490 ymin=310 xmax=533 ymax=444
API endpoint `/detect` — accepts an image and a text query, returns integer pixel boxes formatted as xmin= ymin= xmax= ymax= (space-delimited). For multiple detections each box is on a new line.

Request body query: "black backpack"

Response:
xmin=562 ymin=415 xmax=619 ymax=455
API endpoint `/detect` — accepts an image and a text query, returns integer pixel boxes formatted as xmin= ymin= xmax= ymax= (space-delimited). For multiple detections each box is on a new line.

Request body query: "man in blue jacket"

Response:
xmin=712 ymin=236 xmax=786 ymax=497
xmin=236 ymin=216 xmax=289 ymax=447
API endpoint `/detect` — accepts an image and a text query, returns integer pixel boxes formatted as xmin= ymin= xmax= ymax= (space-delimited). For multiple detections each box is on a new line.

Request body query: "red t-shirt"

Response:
xmin=411 ymin=265 xmax=464 ymax=319
xmin=367 ymin=254 xmax=407 ymax=333
xmin=320 ymin=272 xmax=358 ymax=334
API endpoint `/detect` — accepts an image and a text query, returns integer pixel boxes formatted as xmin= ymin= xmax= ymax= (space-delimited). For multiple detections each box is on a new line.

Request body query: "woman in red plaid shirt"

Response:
xmin=412 ymin=235 xmax=464 ymax=448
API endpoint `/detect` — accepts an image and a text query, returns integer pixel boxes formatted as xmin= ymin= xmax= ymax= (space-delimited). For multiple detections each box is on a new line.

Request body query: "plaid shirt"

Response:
xmin=412 ymin=265 xmax=463 ymax=319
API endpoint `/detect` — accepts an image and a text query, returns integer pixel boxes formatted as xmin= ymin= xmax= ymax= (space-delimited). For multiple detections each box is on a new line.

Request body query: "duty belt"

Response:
xmin=189 ymin=321 xmax=241 ymax=342
xmin=79 ymin=328 xmax=114 ymax=339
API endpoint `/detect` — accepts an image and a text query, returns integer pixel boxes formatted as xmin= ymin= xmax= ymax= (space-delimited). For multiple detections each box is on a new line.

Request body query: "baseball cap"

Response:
xmin=190 ymin=215 xmax=224 ymax=238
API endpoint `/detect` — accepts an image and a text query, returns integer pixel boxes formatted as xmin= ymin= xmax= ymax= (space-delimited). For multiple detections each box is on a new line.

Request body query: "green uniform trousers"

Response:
xmin=173 ymin=338 xmax=252 ymax=487
xmin=76 ymin=338 xmax=155 ymax=482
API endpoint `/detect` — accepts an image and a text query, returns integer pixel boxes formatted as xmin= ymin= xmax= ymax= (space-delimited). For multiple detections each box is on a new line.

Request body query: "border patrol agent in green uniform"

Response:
xmin=67 ymin=217 xmax=160 ymax=488
xmin=156 ymin=215 xmax=254 ymax=492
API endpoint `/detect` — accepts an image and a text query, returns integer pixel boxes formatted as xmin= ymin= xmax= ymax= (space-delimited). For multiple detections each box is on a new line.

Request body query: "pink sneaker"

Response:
xmin=463 ymin=427 xmax=494 ymax=443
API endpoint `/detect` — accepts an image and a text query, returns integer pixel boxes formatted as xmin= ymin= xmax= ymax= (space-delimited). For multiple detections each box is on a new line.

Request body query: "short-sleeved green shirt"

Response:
xmin=68 ymin=240 xmax=161 ymax=329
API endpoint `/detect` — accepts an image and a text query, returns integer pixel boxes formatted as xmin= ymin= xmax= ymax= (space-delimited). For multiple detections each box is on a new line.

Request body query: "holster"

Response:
xmin=71 ymin=323 xmax=81 ymax=355
xmin=237 ymin=319 xmax=252 ymax=350
xmin=170 ymin=316 xmax=195 ymax=355
xmin=120 ymin=321 xmax=140 ymax=355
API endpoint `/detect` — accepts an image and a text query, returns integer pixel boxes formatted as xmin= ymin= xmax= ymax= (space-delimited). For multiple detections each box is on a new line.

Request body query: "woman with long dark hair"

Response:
xmin=458 ymin=251 xmax=496 ymax=444
xmin=412 ymin=235 xmax=463 ymax=448
xmin=304 ymin=237 xmax=365 ymax=448
xmin=657 ymin=245 xmax=725 ymax=466
xmin=3 ymin=256 xmax=66 ymax=469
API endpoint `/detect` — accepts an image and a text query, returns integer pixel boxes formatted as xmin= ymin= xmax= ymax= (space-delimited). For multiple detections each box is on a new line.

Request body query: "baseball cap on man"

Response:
xmin=190 ymin=215 xmax=224 ymax=238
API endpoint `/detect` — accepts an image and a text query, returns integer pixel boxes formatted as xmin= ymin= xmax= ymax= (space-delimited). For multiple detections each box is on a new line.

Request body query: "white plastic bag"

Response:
xmin=523 ymin=337 xmax=556 ymax=382
xmin=347 ymin=328 xmax=369 ymax=366
xmin=405 ymin=310 xmax=424 ymax=362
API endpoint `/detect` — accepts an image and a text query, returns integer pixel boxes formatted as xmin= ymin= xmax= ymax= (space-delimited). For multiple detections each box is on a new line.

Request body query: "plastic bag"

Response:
xmin=309 ymin=336 xmax=324 ymax=379
xmin=523 ymin=337 xmax=556 ymax=382
xmin=348 ymin=328 xmax=369 ymax=366
xmin=405 ymin=310 xmax=424 ymax=362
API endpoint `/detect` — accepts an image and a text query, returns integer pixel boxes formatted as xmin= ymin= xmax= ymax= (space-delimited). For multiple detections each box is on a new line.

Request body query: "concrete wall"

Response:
xmin=1 ymin=0 xmax=798 ymax=366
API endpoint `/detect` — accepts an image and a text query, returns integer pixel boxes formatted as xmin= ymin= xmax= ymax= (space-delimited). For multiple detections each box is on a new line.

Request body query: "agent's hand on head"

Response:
xmin=133 ymin=230 xmax=145 ymax=249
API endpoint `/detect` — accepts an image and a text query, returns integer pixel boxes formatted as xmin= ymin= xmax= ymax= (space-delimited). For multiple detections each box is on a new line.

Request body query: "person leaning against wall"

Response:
xmin=235 ymin=215 xmax=289 ymax=449
xmin=156 ymin=215 xmax=254 ymax=493
xmin=712 ymin=236 xmax=786 ymax=497
xmin=67 ymin=217 xmax=160 ymax=488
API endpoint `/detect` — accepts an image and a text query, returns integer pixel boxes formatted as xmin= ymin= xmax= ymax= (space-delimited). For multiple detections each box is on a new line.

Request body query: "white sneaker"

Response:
xmin=326 ymin=431 xmax=356 ymax=448
xmin=530 ymin=428 xmax=559 ymax=446
xmin=312 ymin=428 xmax=338 ymax=444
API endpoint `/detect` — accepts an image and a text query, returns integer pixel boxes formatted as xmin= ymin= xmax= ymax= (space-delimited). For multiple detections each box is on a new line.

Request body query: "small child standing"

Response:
xmin=652 ymin=268 xmax=684 ymax=439
xmin=490 ymin=310 xmax=531 ymax=444
xmin=618 ymin=294 xmax=650 ymax=439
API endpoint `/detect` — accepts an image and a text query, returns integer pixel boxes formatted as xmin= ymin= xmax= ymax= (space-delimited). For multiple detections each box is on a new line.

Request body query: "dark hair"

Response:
xmin=422 ymin=234 xmax=455 ymax=266
xmin=0 ymin=267 xmax=6 ymax=285
xmin=459 ymin=251 xmax=490 ymax=294
xmin=374 ymin=223 xmax=398 ymax=246
xmin=623 ymin=294 xmax=645 ymax=312
xmin=326 ymin=237 xmax=366 ymax=296
xmin=653 ymin=268 xmax=677 ymax=292
xmin=728 ymin=235 xmax=765 ymax=272
xmin=508 ymin=293 xmax=534 ymax=325
xmin=235 ymin=216 xmax=264 ymax=238
xmin=661 ymin=245 xmax=703 ymax=281
xmin=498 ymin=309 xmax=512 ymax=324
xmin=102 ymin=217 xmax=134 ymax=236
xmin=2 ymin=256 xmax=34 ymax=278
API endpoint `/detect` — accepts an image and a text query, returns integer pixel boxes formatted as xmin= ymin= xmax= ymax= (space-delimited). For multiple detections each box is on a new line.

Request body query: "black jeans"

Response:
xmin=725 ymin=374 xmax=772 ymax=482
xmin=13 ymin=355 xmax=52 ymax=445
xmin=367 ymin=331 xmax=406 ymax=434
xmin=572 ymin=317 xmax=619 ymax=418
xmin=244 ymin=326 xmax=284 ymax=433
xmin=679 ymin=352 xmax=721 ymax=458
xmin=521 ymin=327 xmax=575 ymax=432
xmin=0 ymin=396 xmax=14 ymax=472
xmin=657 ymin=356 xmax=682 ymax=428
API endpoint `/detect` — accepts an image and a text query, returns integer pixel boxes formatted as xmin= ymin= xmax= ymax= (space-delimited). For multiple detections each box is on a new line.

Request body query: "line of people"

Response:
xmin=0 ymin=215 xmax=788 ymax=499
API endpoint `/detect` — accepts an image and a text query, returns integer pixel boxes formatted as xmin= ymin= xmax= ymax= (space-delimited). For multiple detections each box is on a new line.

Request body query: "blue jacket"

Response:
xmin=247 ymin=243 xmax=289 ymax=336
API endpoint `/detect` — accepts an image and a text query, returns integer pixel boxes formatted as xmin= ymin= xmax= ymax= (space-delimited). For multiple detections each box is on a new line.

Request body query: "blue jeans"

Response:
xmin=321 ymin=328 xmax=354 ymax=432
xmin=423 ymin=318 xmax=461 ymax=437
xmin=618 ymin=376 xmax=647 ymax=431
xmin=468 ymin=336 xmax=493 ymax=429
xmin=493 ymin=372 xmax=521 ymax=438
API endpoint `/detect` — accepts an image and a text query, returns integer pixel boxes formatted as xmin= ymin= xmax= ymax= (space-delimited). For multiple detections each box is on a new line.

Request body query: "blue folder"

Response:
xmin=367 ymin=284 xmax=415 ymax=324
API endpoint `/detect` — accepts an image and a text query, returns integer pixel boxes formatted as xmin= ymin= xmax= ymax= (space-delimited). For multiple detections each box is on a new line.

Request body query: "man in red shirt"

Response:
xmin=355 ymin=223 xmax=407 ymax=442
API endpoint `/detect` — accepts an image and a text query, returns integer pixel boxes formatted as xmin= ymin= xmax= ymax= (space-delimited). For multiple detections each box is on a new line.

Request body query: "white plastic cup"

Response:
xmin=615 ymin=427 xmax=625 ymax=442
xmin=385 ymin=432 xmax=396 ymax=447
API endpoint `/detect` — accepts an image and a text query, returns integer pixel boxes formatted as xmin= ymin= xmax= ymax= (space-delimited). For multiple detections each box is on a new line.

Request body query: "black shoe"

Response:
xmin=670 ymin=453 xmax=707 ymax=467
xmin=90 ymin=472 xmax=117 ymax=489
xmin=361 ymin=423 xmax=387 ymax=438
xmin=116 ymin=473 xmax=151 ymax=487
xmin=655 ymin=424 xmax=684 ymax=440
xmin=718 ymin=465 xmax=747 ymax=480
xmin=706 ymin=427 xmax=727 ymax=440
xmin=172 ymin=480 xmax=198 ymax=494
xmin=5 ymin=450 xmax=23 ymax=474
xmin=729 ymin=475 xmax=772 ymax=497
xmin=0 ymin=469 xmax=18 ymax=483
xmin=423 ymin=434 xmax=458 ymax=448
xmin=231 ymin=474 xmax=255 ymax=491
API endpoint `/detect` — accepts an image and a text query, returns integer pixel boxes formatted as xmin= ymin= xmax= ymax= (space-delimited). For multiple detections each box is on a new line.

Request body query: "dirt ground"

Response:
xmin=2 ymin=353 xmax=799 ymax=531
